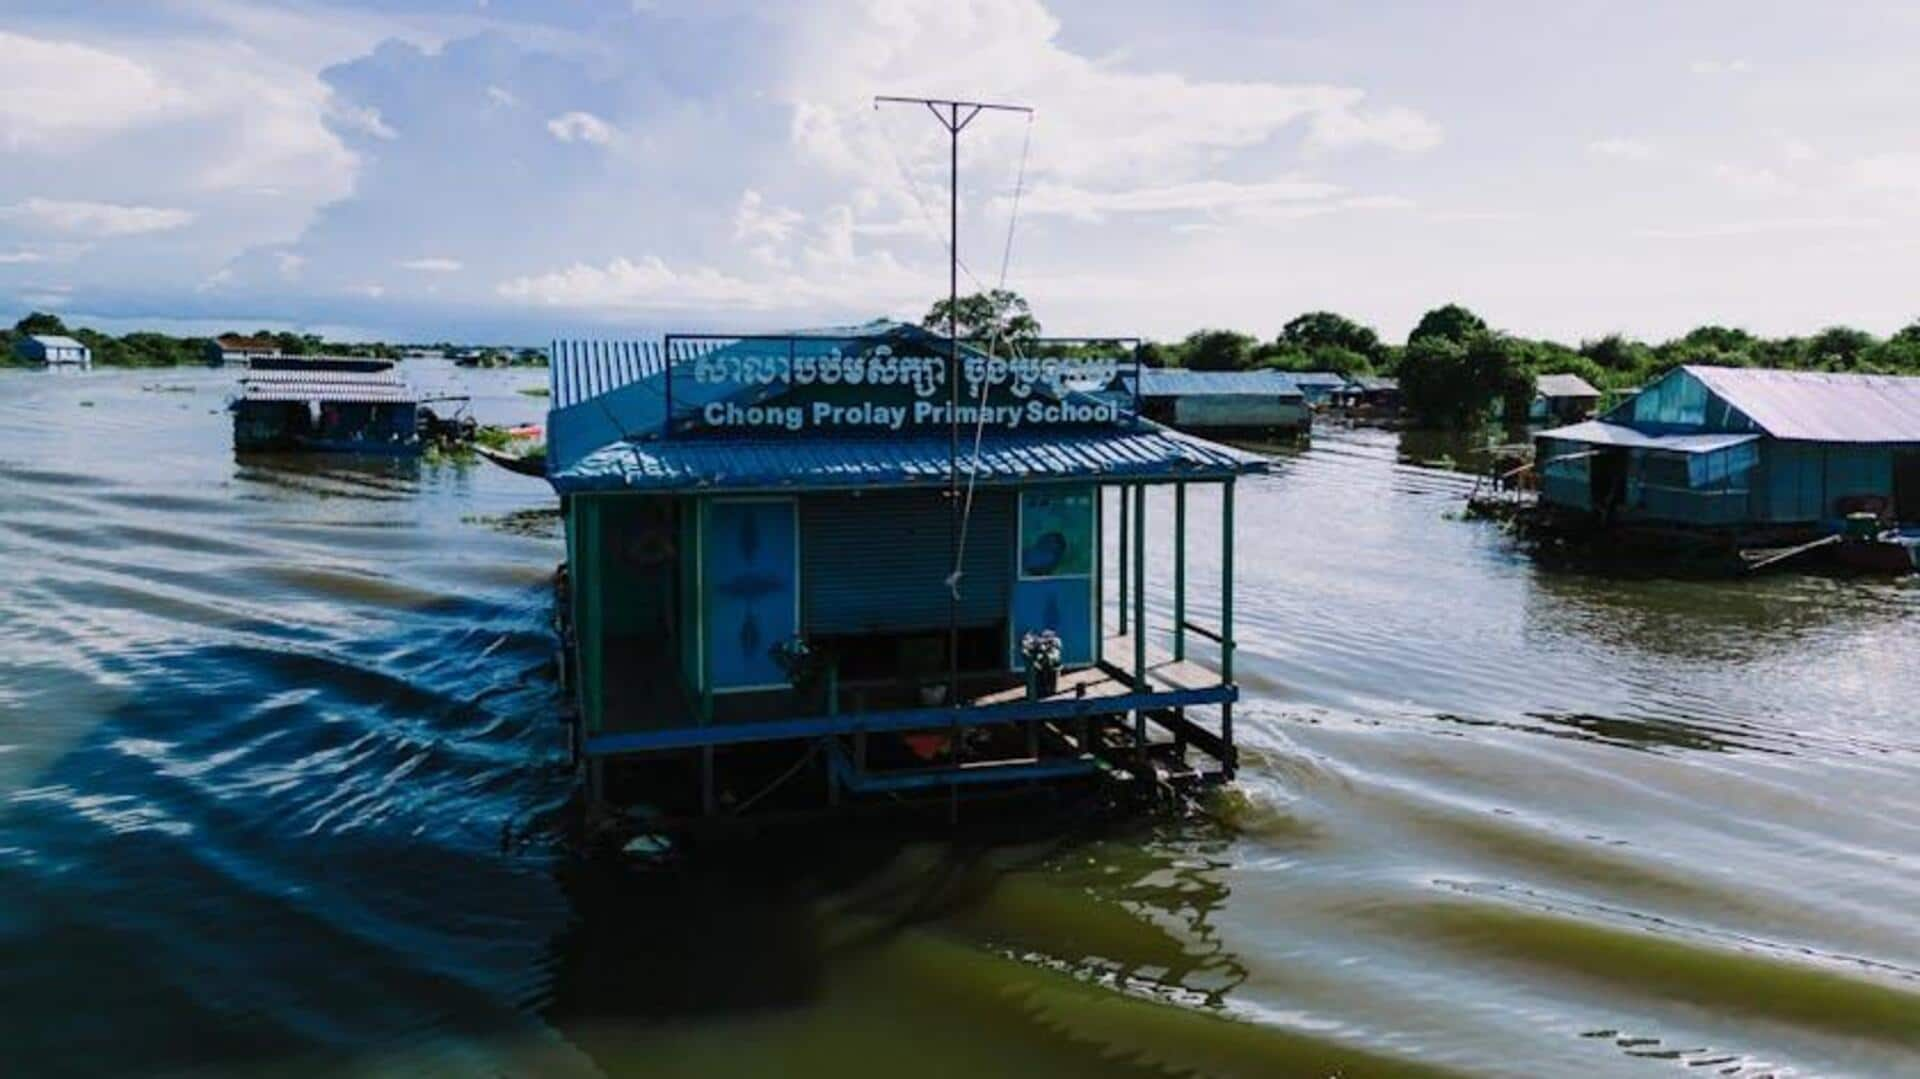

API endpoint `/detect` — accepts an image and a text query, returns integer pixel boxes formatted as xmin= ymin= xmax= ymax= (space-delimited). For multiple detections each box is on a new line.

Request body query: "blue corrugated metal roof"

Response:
xmin=1536 ymin=420 xmax=1759 ymax=454
xmin=1287 ymin=371 xmax=1348 ymax=388
xmin=1135 ymin=368 xmax=1302 ymax=398
xmin=545 ymin=324 xmax=1265 ymax=491
xmin=550 ymin=424 xmax=1266 ymax=493
xmin=1684 ymin=365 xmax=1920 ymax=442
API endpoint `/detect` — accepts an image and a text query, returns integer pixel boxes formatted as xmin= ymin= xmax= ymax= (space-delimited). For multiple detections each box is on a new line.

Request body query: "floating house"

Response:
xmin=1287 ymin=370 xmax=1349 ymax=406
xmin=205 ymin=334 xmax=280 ymax=366
xmin=1531 ymin=373 xmax=1602 ymax=423
xmin=1535 ymin=365 xmax=1920 ymax=531
xmin=14 ymin=334 xmax=91 ymax=368
xmin=1334 ymin=375 xmax=1401 ymax=413
xmin=231 ymin=357 xmax=422 ymax=453
xmin=544 ymin=322 xmax=1265 ymax=832
xmin=1132 ymin=368 xmax=1310 ymax=434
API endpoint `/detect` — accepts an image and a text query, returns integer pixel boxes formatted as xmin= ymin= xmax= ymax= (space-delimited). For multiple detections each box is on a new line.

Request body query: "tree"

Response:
xmin=1677 ymin=325 xmax=1757 ymax=355
xmin=1181 ymin=329 xmax=1255 ymax=371
xmin=922 ymin=289 xmax=1040 ymax=346
xmin=1398 ymin=329 xmax=1531 ymax=427
xmin=1580 ymin=333 xmax=1650 ymax=372
xmin=1266 ymin=344 xmax=1372 ymax=377
xmin=1137 ymin=340 xmax=1174 ymax=368
xmin=1805 ymin=325 xmax=1875 ymax=370
xmin=14 ymin=311 xmax=68 ymax=336
xmin=1278 ymin=311 xmax=1381 ymax=359
xmin=1407 ymin=303 xmax=1488 ymax=345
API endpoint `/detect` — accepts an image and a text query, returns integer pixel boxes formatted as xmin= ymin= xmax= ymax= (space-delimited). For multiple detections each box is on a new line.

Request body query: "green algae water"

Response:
xmin=2 ymin=367 xmax=1916 ymax=1077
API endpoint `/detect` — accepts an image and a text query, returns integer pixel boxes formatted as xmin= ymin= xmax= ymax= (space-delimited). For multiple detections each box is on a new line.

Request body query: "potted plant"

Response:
xmin=769 ymin=635 xmax=824 ymax=708
xmin=1021 ymin=629 xmax=1062 ymax=699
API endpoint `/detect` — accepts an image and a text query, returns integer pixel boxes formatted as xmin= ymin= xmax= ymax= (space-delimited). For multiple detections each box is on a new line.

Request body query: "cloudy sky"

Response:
xmin=5 ymin=0 xmax=1920 ymax=345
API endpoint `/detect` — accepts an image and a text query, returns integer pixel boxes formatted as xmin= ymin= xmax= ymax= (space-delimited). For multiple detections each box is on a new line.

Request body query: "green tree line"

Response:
xmin=923 ymin=293 xmax=1920 ymax=428
xmin=2 ymin=312 xmax=409 ymax=368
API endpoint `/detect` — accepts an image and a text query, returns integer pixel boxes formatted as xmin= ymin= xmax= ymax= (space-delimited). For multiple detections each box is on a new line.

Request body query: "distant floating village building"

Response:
xmin=231 ymin=357 xmax=424 ymax=454
xmin=1535 ymin=365 xmax=1920 ymax=531
xmin=543 ymin=321 xmax=1265 ymax=832
xmin=1286 ymin=370 xmax=1350 ymax=406
xmin=1132 ymin=368 xmax=1310 ymax=434
xmin=14 ymin=334 xmax=91 ymax=368
xmin=1529 ymin=373 xmax=1603 ymax=423
xmin=205 ymin=334 xmax=281 ymax=367
xmin=1333 ymin=375 xmax=1401 ymax=413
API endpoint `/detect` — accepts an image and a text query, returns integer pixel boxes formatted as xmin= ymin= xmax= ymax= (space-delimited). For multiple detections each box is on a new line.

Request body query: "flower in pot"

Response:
xmin=1021 ymin=629 xmax=1063 ymax=699
xmin=769 ymin=635 xmax=823 ymax=707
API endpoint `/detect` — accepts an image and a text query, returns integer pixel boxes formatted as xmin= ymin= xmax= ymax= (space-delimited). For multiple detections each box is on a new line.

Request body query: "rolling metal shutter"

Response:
xmin=801 ymin=490 xmax=1012 ymax=635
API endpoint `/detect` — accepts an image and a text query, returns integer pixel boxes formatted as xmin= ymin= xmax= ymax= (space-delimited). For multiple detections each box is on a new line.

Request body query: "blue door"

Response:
xmin=703 ymin=498 xmax=798 ymax=691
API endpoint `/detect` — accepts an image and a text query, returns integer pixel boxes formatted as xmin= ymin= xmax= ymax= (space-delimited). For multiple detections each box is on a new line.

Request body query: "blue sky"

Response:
xmin=4 ymin=0 xmax=1920 ymax=345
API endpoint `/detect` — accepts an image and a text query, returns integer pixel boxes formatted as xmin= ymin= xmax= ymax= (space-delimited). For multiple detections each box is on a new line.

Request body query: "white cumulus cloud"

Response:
xmin=0 ymin=31 xmax=182 ymax=151
xmin=399 ymin=257 xmax=463 ymax=272
xmin=547 ymin=111 xmax=614 ymax=145
xmin=1 ymin=197 xmax=194 ymax=237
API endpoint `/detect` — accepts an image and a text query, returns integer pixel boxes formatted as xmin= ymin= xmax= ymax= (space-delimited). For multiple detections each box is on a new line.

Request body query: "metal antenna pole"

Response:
xmin=874 ymin=94 xmax=1031 ymax=723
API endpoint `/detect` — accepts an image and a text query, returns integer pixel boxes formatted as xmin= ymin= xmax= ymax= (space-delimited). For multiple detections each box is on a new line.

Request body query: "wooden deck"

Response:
xmin=585 ymin=632 xmax=1233 ymax=757
xmin=970 ymin=634 xmax=1222 ymax=707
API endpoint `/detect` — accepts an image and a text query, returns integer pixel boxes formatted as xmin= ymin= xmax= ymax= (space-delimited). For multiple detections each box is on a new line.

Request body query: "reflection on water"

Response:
xmin=2 ymin=371 xmax=1918 ymax=1076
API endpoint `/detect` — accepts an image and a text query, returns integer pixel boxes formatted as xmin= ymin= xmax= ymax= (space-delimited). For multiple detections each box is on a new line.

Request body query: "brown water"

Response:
xmin=2 ymin=368 xmax=1916 ymax=1077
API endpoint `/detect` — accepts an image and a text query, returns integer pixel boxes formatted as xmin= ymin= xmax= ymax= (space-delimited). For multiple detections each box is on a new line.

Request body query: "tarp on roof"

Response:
xmin=1347 ymin=375 xmax=1398 ymax=392
xmin=1536 ymin=373 xmax=1600 ymax=398
xmin=1685 ymin=365 xmax=1920 ymax=443
xmin=550 ymin=423 xmax=1266 ymax=493
xmin=1135 ymin=368 xmax=1302 ymax=398
xmin=1535 ymin=420 xmax=1759 ymax=454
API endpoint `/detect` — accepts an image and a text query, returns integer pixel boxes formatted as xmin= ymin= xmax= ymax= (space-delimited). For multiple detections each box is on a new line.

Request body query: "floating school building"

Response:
xmin=1132 ymin=368 xmax=1310 ymax=435
xmin=1534 ymin=365 xmax=1920 ymax=532
xmin=544 ymin=322 xmax=1266 ymax=833
xmin=14 ymin=334 xmax=91 ymax=368
xmin=231 ymin=357 xmax=423 ymax=454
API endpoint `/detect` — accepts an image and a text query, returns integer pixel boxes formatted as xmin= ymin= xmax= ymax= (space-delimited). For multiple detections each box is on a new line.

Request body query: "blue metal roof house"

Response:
xmin=14 ymin=334 xmax=91 ymax=368
xmin=544 ymin=321 xmax=1266 ymax=834
xmin=1131 ymin=368 xmax=1310 ymax=434
xmin=1286 ymin=370 xmax=1348 ymax=405
xmin=1535 ymin=365 xmax=1920 ymax=533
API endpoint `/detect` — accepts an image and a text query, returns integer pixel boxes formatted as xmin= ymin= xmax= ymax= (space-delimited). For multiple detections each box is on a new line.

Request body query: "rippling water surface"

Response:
xmin=3 ymin=366 xmax=1916 ymax=1077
